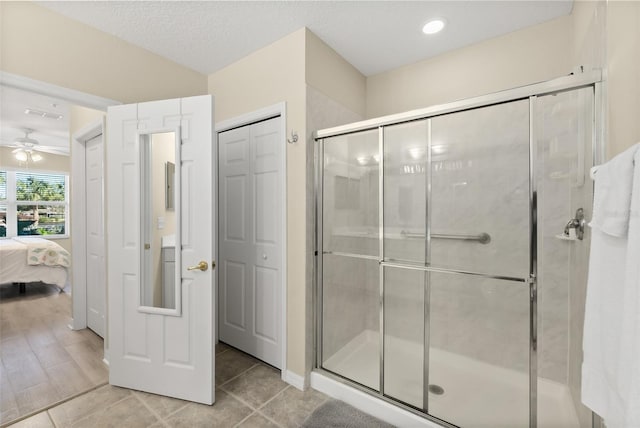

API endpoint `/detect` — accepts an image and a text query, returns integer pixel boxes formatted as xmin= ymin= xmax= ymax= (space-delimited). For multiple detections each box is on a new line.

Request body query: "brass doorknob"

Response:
xmin=187 ymin=261 xmax=208 ymax=272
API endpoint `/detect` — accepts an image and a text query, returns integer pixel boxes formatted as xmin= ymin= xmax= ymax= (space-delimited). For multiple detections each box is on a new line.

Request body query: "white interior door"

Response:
xmin=219 ymin=117 xmax=283 ymax=368
xmin=85 ymin=133 xmax=106 ymax=338
xmin=107 ymin=95 xmax=215 ymax=404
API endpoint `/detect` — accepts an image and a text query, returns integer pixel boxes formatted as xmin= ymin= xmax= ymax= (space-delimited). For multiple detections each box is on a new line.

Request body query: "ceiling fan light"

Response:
xmin=15 ymin=150 xmax=28 ymax=162
xmin=31 ymin=153 xmax=43 ymax=162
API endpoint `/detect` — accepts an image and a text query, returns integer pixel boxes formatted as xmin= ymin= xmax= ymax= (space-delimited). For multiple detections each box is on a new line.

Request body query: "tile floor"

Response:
xmin=1 ymin=283 xmax=331 ymax=427
xmin=7 ymin=343 xmax=329 ymax=427
xmin=1 ymin=283 xmax=107 ymax=426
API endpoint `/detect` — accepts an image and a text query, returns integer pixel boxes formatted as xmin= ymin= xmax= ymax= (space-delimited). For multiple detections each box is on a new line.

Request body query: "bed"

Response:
xmin=0 ymin=237 xmax=70 ymax=291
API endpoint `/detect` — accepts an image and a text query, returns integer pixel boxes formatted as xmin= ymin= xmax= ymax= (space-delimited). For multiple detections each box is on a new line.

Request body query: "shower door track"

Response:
xmin=314 ymin=70 xmax=604 ymax=428
xmin=314 ymin=70 xmax=601 ymax=139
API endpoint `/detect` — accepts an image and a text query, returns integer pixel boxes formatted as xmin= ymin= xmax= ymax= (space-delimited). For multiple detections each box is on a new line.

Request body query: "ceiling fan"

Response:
xmin=7 ymin=129 xmax=66 ymax=162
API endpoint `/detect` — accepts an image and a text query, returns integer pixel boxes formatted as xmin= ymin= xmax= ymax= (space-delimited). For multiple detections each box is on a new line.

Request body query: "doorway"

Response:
xmin=216 ymin=104 xmax=287 ymax=370
xmin=71 ymin=118 xmax=108 ymax=337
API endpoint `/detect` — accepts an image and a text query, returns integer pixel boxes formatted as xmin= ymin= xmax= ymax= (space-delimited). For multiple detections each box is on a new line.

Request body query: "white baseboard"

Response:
xmin=283 ymin=370 xmax=307 ymax=391
xmin=310 ymin=372 xmax=440 ymax=428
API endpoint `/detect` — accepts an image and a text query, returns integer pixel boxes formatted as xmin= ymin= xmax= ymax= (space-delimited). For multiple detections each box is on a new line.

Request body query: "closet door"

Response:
xmin=85 ymin=133 xmax=106 ymax=337
xmin=218 ymin=117 xmax=283 ymax=368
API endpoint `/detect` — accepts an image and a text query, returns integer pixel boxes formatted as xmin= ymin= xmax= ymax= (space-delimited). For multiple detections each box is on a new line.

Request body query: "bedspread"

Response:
xmin=0 ymin=238 xmax=69 ymax=289
xmin=13 ymin=237 xmax=71 ymax=267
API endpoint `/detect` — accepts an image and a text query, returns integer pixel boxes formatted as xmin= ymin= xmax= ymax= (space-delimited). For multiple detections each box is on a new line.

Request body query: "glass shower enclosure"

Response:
xmin=315 ymin=73 xmax=602 ymax=428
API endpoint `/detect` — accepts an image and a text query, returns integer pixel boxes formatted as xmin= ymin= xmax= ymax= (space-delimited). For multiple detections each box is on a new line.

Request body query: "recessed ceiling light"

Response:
xmin=423 ymin=19 xmax=446 ymax=35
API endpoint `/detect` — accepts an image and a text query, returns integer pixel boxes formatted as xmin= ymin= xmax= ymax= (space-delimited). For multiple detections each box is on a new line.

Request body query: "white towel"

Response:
xmin=589 ymin=144 xmax=638 ymax=237
xmin=582 ymin=143 xmax=640 ymax=428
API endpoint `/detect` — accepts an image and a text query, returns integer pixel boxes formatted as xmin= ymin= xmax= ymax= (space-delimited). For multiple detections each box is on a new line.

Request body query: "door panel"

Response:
xmin=107 ymin=95 xmax=215 ymax=404
xmin=225 ymin=177 xmax=246 ymax=241
xmin=218 ymin=117 xmax=283 ymax=368
xmin=224 ymin=260 xmax=246 ymax=329
xmin=255 ymin=266 xmax=278 ymax=341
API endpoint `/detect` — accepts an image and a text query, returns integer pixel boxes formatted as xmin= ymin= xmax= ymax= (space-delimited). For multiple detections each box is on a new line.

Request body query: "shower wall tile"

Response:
xmin=384 ymin=268 xmax=424 ymax=343
xmin=321 ymin=255 xmax=379 ymax=360
xmin=429 ymin=101 xmax=530 ymax=279
xmin=307 ymin=85 xmax=365 ymax=373
xmin=429 ymin=274 xmax=530 ymax=373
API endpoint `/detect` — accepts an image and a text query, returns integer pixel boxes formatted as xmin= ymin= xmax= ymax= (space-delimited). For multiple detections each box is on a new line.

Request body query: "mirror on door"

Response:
xmin=139 ymin=130 xmax=181 ymax=314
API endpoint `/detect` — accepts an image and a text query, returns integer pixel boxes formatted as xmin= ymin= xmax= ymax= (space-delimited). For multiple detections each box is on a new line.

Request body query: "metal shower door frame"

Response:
xmin=314 ymin=70 xmax=603 ymax=428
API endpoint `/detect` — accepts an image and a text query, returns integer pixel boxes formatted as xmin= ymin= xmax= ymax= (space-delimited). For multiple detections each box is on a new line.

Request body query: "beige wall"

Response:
xmin=69 ymin=106 xmax=105 ymax=136
xmin=0 ymin=147 xmax=70 ymax=172
xmin=572 ymin=0 xmax=606 ymax=71
xmin=365 ymin=13 xmax=574 ymax=118
xmin=67 ymin=106 xmax=106 ymax=261
xmin=305 ymin=30 xmax=366 ymax=118
xmin=364 ymin=0 xmax=639 ymax=159
xmin=208 ymin=28 xmax=367 ymax=379
xmin=607 ymin=1 xmax=640 ymax=157
xmin=208 ymin=28 xmax=308 ymax=376
xmin=0 ymin=2 xmax=207 ymax=103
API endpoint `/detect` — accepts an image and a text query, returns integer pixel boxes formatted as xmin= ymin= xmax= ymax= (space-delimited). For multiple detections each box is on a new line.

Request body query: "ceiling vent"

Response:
xmin=24 ymin=108 xmax=63 ymax=120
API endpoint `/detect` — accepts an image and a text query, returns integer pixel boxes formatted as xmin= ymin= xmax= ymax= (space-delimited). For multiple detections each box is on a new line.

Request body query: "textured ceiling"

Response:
xmin=38 ymin=1 xmax=573 ymax=77
xmin=4 ymin=1 xmax=573 ymax=155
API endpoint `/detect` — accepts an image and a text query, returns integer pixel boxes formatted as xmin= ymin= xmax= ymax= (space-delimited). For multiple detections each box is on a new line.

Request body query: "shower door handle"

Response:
xmin=563 ymin=208 xmax=585 ymax=240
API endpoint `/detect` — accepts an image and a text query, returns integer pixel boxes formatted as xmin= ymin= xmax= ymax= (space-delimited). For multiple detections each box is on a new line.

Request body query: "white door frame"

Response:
xmin=71 ymin=118 xmax=105 ymax=331
xmin=215 ymin=102 xmax=288 ymax=381
xmin=0 ymin=72 xmax=119 ymax=336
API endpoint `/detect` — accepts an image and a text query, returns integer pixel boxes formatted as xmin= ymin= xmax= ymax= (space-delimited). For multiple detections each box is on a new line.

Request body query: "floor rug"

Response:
xmin=301 ymin=399 xmax=396 ymax=428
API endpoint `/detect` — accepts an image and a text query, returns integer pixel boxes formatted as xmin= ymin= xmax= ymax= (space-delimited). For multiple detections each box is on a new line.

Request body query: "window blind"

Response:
xmin=15 ymin=172 xmax=66 ymax=202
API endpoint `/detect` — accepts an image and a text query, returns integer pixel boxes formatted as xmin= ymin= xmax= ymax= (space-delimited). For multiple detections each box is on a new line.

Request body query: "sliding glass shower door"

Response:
xmin=380 ymin=100 xmax=532 ymax=426
xmin=321 ymin=129 xmax=381 ymax=391
xmin=427 ymin=100 xmax=531 ymax=427
xmin=317 ymin=76 xmax=599 ymax=428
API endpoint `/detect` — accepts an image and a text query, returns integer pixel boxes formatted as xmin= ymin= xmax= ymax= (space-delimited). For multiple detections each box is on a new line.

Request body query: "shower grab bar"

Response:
xmin=401 ymin=230 xmax=491 ymax=244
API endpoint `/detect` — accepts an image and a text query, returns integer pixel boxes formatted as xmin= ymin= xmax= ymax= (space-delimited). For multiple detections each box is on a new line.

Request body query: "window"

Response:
xmin=0 ymin=170 xmax=69 ymax=238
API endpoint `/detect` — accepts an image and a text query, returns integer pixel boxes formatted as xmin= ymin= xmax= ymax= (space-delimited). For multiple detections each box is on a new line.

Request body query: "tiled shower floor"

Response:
xmin=324 ymin=329 xmax=580 ymax=428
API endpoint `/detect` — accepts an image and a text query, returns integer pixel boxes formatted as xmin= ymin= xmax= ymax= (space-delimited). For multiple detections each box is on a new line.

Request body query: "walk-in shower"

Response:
xmin=314 ymin=73 xmax=602 ymax=428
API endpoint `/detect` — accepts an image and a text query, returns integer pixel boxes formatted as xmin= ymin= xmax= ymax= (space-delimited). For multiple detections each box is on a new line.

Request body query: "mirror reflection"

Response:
xmin=140 ymin=131 xmax=178 ymax=310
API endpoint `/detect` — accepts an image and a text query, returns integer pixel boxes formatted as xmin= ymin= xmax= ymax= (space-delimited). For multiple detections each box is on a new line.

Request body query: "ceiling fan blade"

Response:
xmin=0 ymin=141 xmax=20 ymax=148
